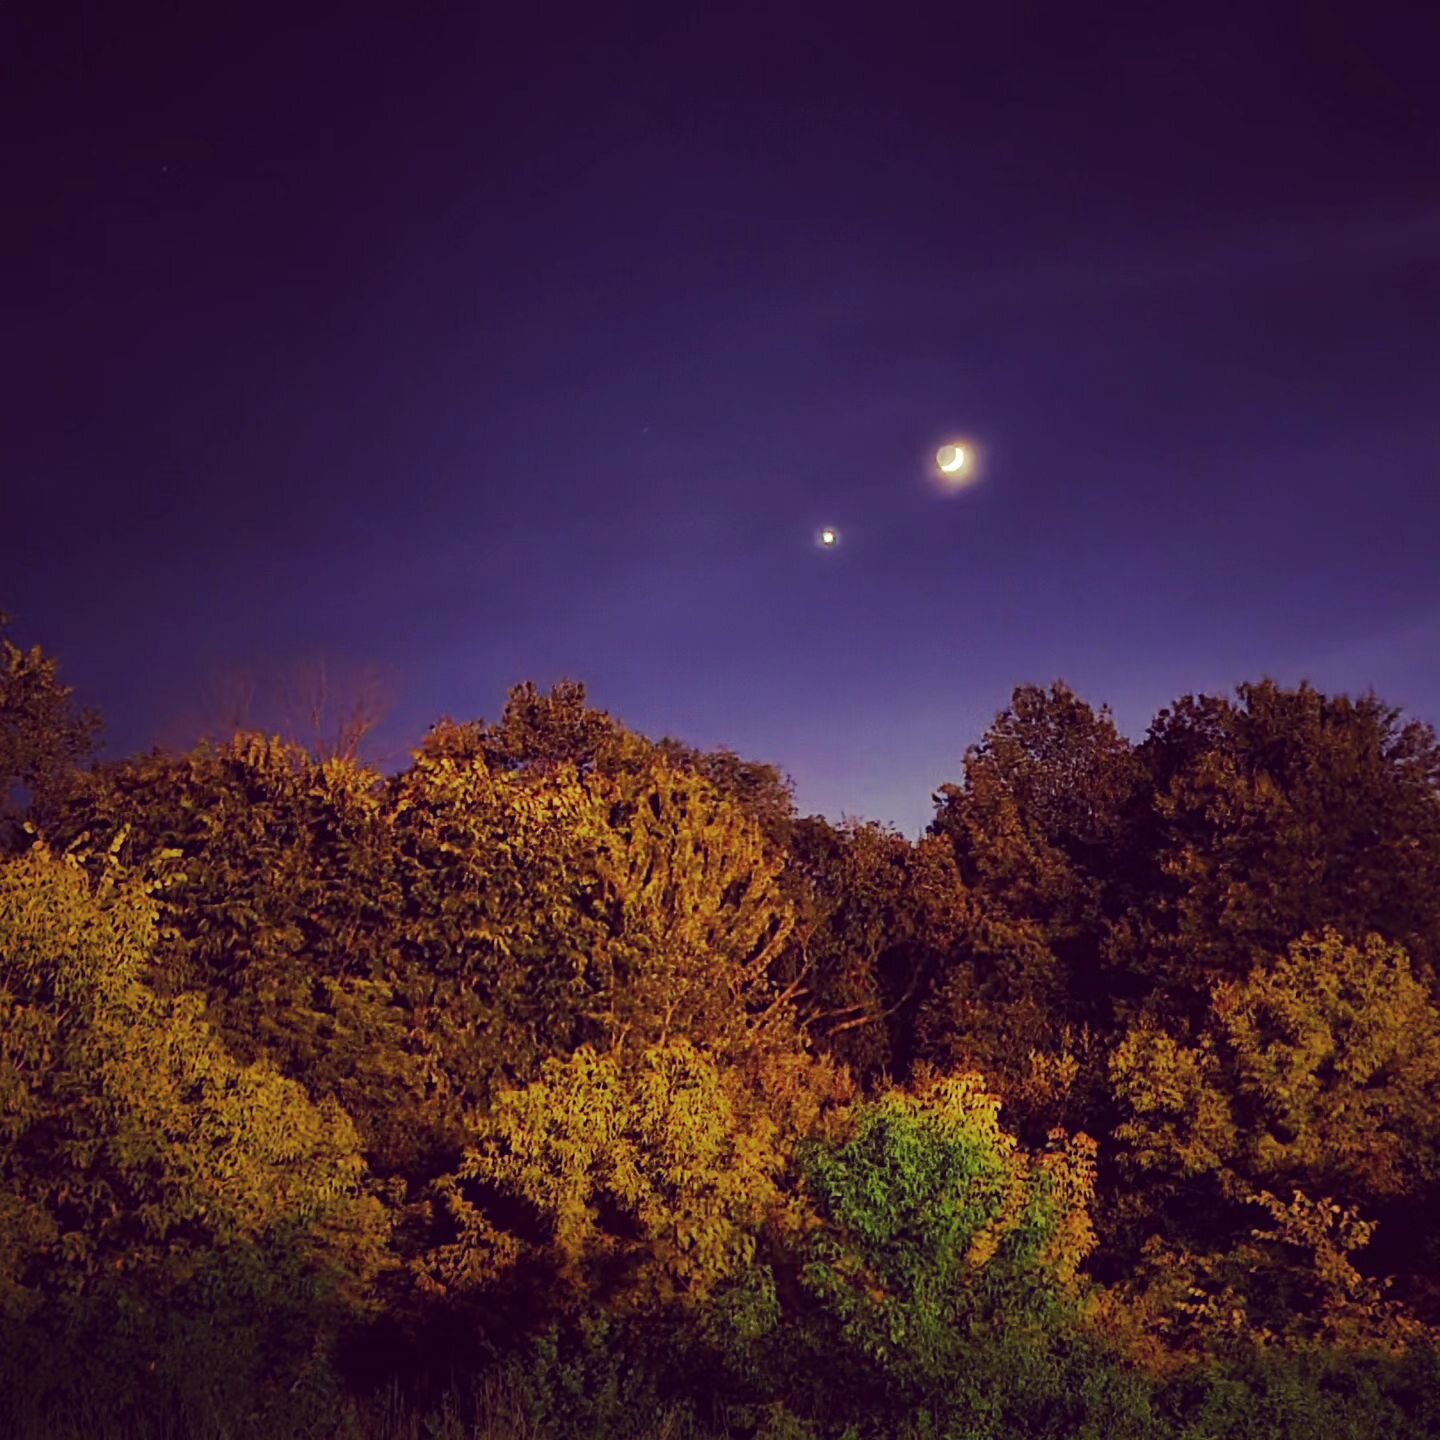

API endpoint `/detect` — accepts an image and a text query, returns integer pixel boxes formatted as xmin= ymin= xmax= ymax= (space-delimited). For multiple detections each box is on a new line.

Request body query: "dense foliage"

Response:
xmin=0 ymin=613 xmax=99 ymax=846
xmin=3 ymin=621 xmax=1440 ymax=1436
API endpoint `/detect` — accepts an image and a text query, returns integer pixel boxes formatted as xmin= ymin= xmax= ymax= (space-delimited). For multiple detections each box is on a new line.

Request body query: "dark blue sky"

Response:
xmin=6 ymin=2 xmax=1439 ymax=834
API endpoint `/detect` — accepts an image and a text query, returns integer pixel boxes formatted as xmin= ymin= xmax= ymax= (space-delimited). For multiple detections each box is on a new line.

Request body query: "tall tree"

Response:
xmin=0 ymin=613 xmax=99 ymax=848
xmin=783 ymin=817 xmax=965 ymax=1083
xmin=930 ymin=682 xmax=1139 ymax=1016
xmin=388 ymin=738 xmax=798 ymax=1118
xmin=921 ymin=684 xmax=1138 ymax=1134
xmin=932 ymin=683 xmax=1139 ymax=914
xmin=427 ymin=680 xmax=797 ymax=839
xmin=46 ymin=737 xmax=430 ymax=1176
xmin=1113 ymin=681 xmax=1440 ymax=999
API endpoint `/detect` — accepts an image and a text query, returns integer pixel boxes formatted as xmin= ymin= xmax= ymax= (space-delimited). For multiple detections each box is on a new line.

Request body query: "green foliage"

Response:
xmin=1151 ymin=1343 xmax=1440 ymax=1440
xmin=797 ymin=1072 xmax=1097 ymax=1386
xmin=490 ymin=1315 xmax=707 ymax=1440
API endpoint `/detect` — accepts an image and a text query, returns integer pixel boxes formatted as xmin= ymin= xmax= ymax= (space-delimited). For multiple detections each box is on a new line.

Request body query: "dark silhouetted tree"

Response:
xmin=1111 ymin=681 xmax=1440 ymax=1001
xmin=0 ymin=613 xmax=99 ymax=848
xmin=783 ymin=818 xmax=965 ymax=1083
xmin=930 ymin=682 xmax=1140 ymax=1021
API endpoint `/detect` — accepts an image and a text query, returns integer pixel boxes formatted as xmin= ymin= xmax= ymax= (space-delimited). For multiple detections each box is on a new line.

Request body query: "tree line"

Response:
xmin=4 ymin=612 xmax=1440 ymax=1437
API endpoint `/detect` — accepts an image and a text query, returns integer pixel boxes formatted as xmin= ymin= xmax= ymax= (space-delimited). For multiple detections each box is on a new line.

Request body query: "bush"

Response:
xmin=796 ymin=1072 xmax=1097 ymax=1388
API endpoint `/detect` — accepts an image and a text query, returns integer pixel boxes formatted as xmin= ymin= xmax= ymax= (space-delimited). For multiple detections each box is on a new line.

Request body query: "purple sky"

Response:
xmin=6 ymin=2 xmax=1439 ymax=835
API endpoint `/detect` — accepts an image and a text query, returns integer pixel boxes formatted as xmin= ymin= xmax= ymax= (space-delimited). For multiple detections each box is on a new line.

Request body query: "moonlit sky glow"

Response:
xmin=5 ymin=4 xmax=1439 ymax=836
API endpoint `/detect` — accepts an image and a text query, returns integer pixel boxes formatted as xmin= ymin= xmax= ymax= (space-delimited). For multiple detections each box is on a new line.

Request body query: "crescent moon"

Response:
xmin=937 ymin=445 xmax=967 ymax=474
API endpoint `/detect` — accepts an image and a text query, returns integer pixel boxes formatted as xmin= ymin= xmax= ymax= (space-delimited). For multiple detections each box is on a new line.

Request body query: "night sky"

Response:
xmin=6 ymin=3 xmax=1439 ymax=835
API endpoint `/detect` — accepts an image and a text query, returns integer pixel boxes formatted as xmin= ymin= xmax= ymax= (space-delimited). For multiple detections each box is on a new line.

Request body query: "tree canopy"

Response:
xmin=4 ymin=645 xmax=1440 ymax=1436
xmin=0 ymin=615 xmax=99 ymax=847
